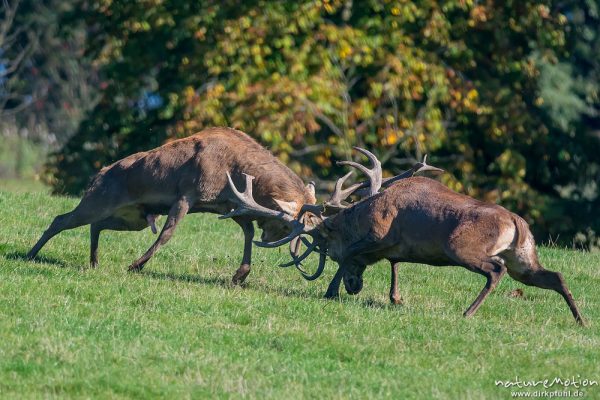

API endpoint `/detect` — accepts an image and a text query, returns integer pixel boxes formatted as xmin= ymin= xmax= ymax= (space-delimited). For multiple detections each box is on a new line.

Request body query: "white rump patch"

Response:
xmin=305 ymin=182 xmax=316 ymax=198
xmin=491 ymin=225 xmax=515 ymax=255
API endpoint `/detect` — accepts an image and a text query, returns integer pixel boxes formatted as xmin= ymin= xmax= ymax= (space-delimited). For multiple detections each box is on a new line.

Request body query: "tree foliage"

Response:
xmin=46 ymin=0 xmax=600 ymax=247
xmin=1 ymin=0 xmax=98 ymax=142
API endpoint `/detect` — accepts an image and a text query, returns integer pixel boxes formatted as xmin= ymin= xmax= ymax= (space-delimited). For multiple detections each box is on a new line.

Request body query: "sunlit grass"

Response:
xmin=0 ymin=189 xmax=599 ymax=399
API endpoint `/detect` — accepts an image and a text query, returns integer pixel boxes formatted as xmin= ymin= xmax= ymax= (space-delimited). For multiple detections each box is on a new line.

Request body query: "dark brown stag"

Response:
xmin=222 ymin=148 xmax=585 ymax=324
xmin=27 ymin=127 xmax=316 ymax=284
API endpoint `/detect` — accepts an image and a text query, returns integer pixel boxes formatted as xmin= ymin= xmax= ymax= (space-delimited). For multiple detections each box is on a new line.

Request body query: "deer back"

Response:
xmin=84 ymin=127 xmax=315 ymax=215
xmin=324 ymin=176 xmax=518 ymax=265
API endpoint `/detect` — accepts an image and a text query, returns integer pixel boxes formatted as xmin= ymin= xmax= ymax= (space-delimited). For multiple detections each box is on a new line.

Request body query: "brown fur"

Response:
xmin=316 ymin=176 xmax=584 ymax=324
xmin=27 ymin=127 xmax=316 ymax=284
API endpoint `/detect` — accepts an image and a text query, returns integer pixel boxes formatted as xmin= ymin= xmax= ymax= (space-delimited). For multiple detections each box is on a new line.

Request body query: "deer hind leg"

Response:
xmin=231 ymin=217 xmax=254 ymax=285
xmin=27 ymin=206 xmax=105 ymax=260
xmin=128 ymin=196 xmax=191 ymax=272
xmin=90 ymin=222 xmax=101 ymax=268
xmin=506 ymin=265 xmax=585 ymax=325
xmin=456 ymin=256 xmax=507 ymax=318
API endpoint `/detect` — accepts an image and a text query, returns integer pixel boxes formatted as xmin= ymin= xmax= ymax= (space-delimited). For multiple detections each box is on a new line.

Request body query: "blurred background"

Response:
xmin=1 ymin=0 xmax=598 ymax=249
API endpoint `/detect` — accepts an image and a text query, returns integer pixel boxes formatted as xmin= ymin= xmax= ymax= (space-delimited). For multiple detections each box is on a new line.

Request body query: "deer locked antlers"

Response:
xmin=221 ymin=148 xmax=443 ymax=280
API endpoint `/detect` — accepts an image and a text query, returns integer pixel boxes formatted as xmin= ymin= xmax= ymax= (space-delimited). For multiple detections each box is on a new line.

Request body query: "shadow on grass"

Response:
xmin=1 ymin=243 xmax=406 ymax=312
xmin=141 ymin=268 xmax=394 ymax=310
xmin=0 ymin=245 xmax=71 ymax=269
xmin=355 ymin=297 xmax=396 ymax=310
xmin=141 ymin=270 xmax=232 ymax=288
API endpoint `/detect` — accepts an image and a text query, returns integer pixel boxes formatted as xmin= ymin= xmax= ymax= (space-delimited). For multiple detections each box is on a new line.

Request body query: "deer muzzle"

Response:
xmin=343 ymin=273 xmax=363 ymax=295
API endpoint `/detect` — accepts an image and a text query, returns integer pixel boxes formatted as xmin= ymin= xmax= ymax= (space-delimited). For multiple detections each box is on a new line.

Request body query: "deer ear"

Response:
xmin=274 ymin=199 xmax=299 ymax=216
xmin=305 ymin=181 xmax=316 ymax=197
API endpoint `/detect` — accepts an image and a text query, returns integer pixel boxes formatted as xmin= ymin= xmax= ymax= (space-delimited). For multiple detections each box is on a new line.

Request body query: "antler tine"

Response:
xmin=299 ymin=252 xmax=327 ymax=281
xmin=283 ymin=235 xmax=326 ymax=267
xmin=253 ymin=223 xmax=306 ymax=248
xmin=281 ymin=243 xmax=327 ymax=281
xmin=377 ymin=154 xmax=444 ymax=190
xmin=280 ymin=238 xmax=319 ymax=268
xmin=415 ymin=154 xmax=444 ymax=175
xmin=337 ymin=147 xmax=382 ymax=197
xmin=220 ymin=172 xmax=295 ymax=223
xmin=323 ymin=171 xmax=358 ymax=209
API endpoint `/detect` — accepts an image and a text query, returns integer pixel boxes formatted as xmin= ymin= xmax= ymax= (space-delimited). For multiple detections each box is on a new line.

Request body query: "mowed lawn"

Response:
xmin=0 ymin=188 xmax=599 ymax=399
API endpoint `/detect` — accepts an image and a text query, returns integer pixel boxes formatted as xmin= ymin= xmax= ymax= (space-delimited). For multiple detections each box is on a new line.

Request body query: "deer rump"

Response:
xmin=26 ymin=127 xmax=315 ymax=285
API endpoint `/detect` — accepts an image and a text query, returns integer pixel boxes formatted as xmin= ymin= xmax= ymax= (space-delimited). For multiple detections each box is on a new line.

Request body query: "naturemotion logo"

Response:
xmin=495 ymin=376 xmax=598 ymax=390
xmin=494 ymin=376 xmax=597 ymax=398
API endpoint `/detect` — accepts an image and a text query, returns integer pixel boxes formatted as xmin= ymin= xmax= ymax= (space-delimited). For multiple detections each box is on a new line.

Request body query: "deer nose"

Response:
xmin=344 ymin=274 xmax=363 ymax=295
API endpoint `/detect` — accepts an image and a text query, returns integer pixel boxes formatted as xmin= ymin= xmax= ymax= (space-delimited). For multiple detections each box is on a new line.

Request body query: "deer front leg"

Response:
xmin=389 ymin=261 xmax=403 ymax=305
xmin=128 ymin=196 xmax=191 ymax=272
xmin=324 ymin=265 xmax=345 ymax=299
xmin=232 ymin=218 xmax=254 ymax=285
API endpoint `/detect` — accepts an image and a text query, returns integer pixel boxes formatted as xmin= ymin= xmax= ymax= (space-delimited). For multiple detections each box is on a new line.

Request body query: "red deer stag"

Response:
xmin=27 ymin=127 xmax=318 ymax=284
xmin=222 ymin=148 xmax=585 ymax=324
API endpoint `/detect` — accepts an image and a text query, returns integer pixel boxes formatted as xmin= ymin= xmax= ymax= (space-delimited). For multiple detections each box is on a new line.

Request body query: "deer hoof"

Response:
xmin=231 ymin=264 xmax=251 ymax=285
xmin=390 ymin=297 xmax=403 ymax=305
xmin=128 ymin=263 xmax=142 ymax=272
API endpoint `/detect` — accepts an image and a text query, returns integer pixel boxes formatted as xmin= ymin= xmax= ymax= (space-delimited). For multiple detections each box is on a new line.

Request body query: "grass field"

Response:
xmin=0 ymin=187 xmax=599 ymax=399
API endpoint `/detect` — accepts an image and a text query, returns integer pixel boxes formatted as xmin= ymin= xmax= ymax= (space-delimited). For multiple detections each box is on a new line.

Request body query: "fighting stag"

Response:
xmin=223 ymin=148 xmax=585 ymax=325
xmin=27 ymin=127 xmax=316 ymax=285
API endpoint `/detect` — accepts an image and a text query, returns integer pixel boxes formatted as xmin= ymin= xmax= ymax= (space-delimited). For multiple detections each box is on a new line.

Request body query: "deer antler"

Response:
xmin=282 ymin=239 xmax=319 ymax=266
xmin=220 ymin=173 xmax=297 ymax=222
xmin=299 ymin=252 xmax=327 ymax=281
xmin=323 ymin=171 xmax=361 ymax=209
xmin=350 ymin=154 xmax=444 ymax=198
xmin=220 ymin=172 xmax=310 ymax=248
xmin=282 ymin=236 xmax=327 ymax=281
xmin=380 ymin=154 xmax=444 ymax=188
xmin=337 ymin=147 xmax=383 ymax=197
xmin=311 ymin=147 xmax=384 ymax=211
xmin=220 ymin=172 xmax=328 ymax=280
xmin=298 ymin=203 xmax=325 ymax=218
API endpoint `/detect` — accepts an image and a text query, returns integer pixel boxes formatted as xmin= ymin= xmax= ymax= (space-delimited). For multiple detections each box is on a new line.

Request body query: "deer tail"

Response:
xmin=511 ymin=214 xmax=532 ymax=249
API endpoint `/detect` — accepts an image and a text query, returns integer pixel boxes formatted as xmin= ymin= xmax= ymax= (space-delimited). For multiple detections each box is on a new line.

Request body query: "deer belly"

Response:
xmin=112 ymin=206 xmax=150 ymax=230
xmin=386 ymin=243 xmax=454 ymax=266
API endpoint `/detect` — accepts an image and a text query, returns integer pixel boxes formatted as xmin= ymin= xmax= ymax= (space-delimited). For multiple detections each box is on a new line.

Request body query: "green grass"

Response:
xmin=0 ymin=188 xmax=599 ymax=399
xmin=0 ymin=178 xmax=49 ymax=194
